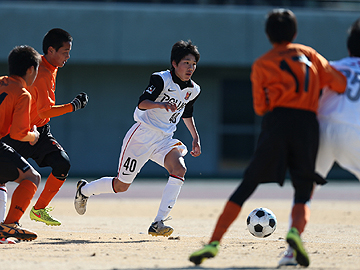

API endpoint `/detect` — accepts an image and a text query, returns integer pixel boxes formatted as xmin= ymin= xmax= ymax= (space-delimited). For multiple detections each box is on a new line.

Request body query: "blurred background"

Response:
xmin=1 ymin=0 xmax=359 ymax=180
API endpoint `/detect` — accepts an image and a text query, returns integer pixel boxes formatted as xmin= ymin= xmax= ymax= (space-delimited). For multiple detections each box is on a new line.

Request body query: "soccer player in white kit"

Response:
xmin=279 ymin=18 xmax=360 ymax=266
xmin=74 ymin=40 xmax=201 ymax=237
xmin=316 ymin=19 xmax=360 ymax=180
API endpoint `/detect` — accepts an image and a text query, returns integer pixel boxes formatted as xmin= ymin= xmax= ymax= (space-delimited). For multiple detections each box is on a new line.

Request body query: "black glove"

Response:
xmin=71 ymin=92 xmax=88 ymax=111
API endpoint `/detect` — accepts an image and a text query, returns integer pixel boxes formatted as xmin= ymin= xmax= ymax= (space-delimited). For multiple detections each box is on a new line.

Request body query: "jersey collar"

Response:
xmin=41 ymin=55 xmax=57 ymax=72
xmin=170 ymin=70 xmax=193 ymax=90
xmin=11 ymin=75 xmax=27 ymax=88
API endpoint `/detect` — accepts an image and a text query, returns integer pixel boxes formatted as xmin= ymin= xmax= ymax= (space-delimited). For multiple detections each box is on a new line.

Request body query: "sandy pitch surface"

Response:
xmin=1 ymin=179 xmax=359 ymax=270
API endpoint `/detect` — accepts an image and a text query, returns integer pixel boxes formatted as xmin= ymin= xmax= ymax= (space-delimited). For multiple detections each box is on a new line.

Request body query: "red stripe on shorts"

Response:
xmin=117 ymin=123 xmax=141 ymax=178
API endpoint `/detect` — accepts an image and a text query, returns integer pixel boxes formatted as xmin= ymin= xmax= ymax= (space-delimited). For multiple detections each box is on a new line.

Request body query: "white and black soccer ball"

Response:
xmin=246 ymin=207 xmax=277 ymax=238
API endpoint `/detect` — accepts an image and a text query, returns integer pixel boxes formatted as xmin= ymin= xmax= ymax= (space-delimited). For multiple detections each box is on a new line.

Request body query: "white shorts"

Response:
xmin=316 ymin=119 xmax=360 ymax=180
xmin=116 ymin=123 xmax=188 ymax=184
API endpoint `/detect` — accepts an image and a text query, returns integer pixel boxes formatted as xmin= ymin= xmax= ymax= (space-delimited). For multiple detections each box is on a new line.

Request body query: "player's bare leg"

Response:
xmin=0 ymin=167 xmax=40 ymax=241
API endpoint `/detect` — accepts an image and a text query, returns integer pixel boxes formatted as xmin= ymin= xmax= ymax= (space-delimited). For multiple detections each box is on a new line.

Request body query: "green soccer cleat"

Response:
xmin=30 ymin=206 xmax=61 ymax=226
xmin=286 ymin=227 xmax=310 ymax=267
xmin=189 ymin=241 xmax=219 ymax=265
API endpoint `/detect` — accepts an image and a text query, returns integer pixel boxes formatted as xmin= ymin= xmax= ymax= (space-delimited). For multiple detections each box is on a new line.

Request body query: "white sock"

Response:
xmin=155 ymin=176 xmax=184 ymax=222
xmin=0 ymin=187 xmax=7 ymax=223
xmin=81 ymin=177 xmax=115 ymax=197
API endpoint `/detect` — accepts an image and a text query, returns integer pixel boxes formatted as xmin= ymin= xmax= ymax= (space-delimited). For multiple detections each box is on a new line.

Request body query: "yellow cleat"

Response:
xmin=30 ymin=206 xmax=61 ymax=226
xmin=189 ymin=241 xmax=220 ymax=265
xmin=286 ymin=227 xmax=310 ymax=267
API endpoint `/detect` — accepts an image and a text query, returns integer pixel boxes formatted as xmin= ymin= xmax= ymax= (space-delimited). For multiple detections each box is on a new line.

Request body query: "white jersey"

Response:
xmin=134 ymin=70 xmax=200 ymax=135
xmin=316 ymin=56 xmax=360 ymax=180
xmin=318 ymin=57 xmax=360 ymax=126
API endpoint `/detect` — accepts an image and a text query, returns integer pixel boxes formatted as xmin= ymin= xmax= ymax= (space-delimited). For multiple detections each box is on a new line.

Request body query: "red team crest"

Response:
xmin=185 ymin=91 xmax=192 ymax=100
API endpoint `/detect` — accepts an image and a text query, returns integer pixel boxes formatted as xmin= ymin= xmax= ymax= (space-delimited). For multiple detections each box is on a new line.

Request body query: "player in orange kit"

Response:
xmin=0 ymin=45 xmax=41 ymax=241
xmin=189 ymin=9 xmax=346 ymax=267
xmin=2 ymin=28 xmax=88 ymax=226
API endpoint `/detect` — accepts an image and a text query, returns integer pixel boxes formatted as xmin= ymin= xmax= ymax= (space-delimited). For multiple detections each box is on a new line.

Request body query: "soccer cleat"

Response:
xmin=30 ymin=206 xmax=61 ymax=226
xmin=278 ymin=246 xmax=298 ymax=266
xmin=286 ymin=227 xmax=310 ymax=267
xmin=74 ymin=179 xmax=89 ymax=215
xmin=148 ymin=217 xmax=174 ymax=237
xmin=0 ymin=223 xmax=37 ymax=241
xmin=189 ymin=241 xmax=220 ymax=265
xmin=0 ymin=237 xmax=16 ymax=244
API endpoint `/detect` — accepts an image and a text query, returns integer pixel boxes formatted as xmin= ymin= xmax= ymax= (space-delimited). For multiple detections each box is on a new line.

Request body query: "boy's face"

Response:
xmin=172 ymin=54 xmax=197 ymax=82
xmin=47 ymin=41 xmax=72 ymax=68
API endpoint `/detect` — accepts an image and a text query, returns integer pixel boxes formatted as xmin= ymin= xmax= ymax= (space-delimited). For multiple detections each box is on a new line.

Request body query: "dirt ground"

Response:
xmin=1 ymin=179 xmax=359 ymax=270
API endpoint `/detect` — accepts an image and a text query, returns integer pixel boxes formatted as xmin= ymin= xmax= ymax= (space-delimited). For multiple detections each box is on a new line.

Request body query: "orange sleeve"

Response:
xmin=9 ymin=90 xmax=32 ymax=141
xmin=316 ymin=53 xmax=346 ymax=93
xmin=251 ymin=60 xmax=269 ymax=116
xmin=31 ymin=57 xmax=73 ymax=121
xmin=38 ymin=103 xmax=73 ymax=119
xmin=35 ymin=75 xmax=55 ymax=115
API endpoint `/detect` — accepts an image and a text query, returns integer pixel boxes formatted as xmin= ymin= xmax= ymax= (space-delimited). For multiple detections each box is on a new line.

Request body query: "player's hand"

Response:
xmin=71 ymin=92 xmax=89 ymax=111
xmin=30 ymin=125 xmax=40 ymax=146
xmin=190 ymin=138 xmax=201 ymax=157
xmin=161 ymin=102 xmax=177 ymax=112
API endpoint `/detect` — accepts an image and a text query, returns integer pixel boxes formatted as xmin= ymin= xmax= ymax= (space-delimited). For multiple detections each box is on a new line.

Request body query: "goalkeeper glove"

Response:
xmin=71 ymin=92 xmax=88 ymax=111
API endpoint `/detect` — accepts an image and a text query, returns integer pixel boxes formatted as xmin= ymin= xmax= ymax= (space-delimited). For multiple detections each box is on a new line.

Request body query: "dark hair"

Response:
xmin=265 ymin=9 xmax=297 ymax=44
xmin=42 ymin=28 xmax=73 ymax=54
xmin=8 ymin=45 xmax=41 ymax=77
xmin=347 ymin=18 xmax=360 ymax=57
xmin=170 ymin=40 xmax=200 ymax=69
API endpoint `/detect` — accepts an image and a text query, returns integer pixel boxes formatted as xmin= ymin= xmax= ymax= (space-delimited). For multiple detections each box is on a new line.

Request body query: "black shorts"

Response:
xmin=1 ymin=123 xmax=66 ymax=168
xmin=244 ymin=107 xmax=326 ymax=186
xmin=0 ymin=141 xmax=31 ymax=183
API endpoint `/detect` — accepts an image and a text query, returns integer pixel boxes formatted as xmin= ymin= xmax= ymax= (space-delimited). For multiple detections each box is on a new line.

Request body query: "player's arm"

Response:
xmin=9 ymin=93 xmax=39 ymax=145
xmin=317 ymin=53 xmax=347 ymax=93
xmin=138 ymin=99 xmax=177 ymax=112
xmin=251 ymin=61 xmax=269 ymax=116
xmin=20 ymin=126 xmax=39 ymax=145
xmin=38 ymin=103 xmax=72 ymax=118
xmin=182 ymin=117 xmax=201 ymax=157
xmin=38 ymin=92 xmax=89 ymax=119
xmin=182 ymin=94 xmax=201 ymax=157
xmin=34 ymin=77 xmax=88 ymax=119
xmin=137 ymin=74 xmax=176 ymax=112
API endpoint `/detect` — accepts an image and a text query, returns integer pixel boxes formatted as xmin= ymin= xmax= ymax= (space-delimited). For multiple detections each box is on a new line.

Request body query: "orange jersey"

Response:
xmin=28 ymin=55 xmax=58 ymax=127
xmin=251 ymin=43 xmax=346 ymax=116
xmin=0 ymin=76 xmax=32 ymax=140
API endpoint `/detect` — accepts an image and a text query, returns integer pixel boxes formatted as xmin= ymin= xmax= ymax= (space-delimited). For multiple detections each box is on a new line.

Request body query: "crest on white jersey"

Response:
xmin=145 ymin=85 xmax=156 ymax=94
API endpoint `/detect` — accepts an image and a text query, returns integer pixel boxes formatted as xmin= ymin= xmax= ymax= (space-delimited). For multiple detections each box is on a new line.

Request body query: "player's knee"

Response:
xmin=294 ymin=195 xmax=311 ymax=204
xmin=44 ymin=151 xmax=71 ymax=180
xmin=24 ymin=168 xmax=41 ymax=187
xmin=229 ymin=177 xmax=259 ymax=206
xmin=293 ymin=182 xmax=313 ymax=204
xmin=51 ymin=152 xmax=71 ymax=180
xmin=170 ymin=165 xmax=186 ymax=178
xmin=52 ymin=161 xmax=70 ymax=180
xmin=33 ymin=171 xmax=41 ymax=186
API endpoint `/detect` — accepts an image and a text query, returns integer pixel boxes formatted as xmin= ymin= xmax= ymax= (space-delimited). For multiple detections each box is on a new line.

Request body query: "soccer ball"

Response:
xmin=246 ymin=207 xmax=277 ymax=238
